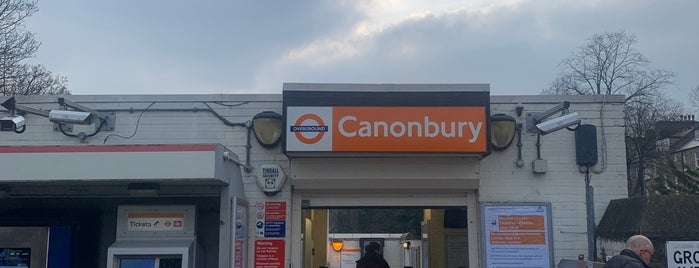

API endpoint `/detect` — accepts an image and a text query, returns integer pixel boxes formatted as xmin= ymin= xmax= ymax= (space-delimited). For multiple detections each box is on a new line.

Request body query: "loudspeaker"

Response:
xmin=575 ymin=124 xmax=598 ymax=165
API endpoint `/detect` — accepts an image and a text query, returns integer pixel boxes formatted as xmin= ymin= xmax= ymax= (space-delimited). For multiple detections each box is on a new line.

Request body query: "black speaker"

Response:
xmin=575 ymin=124 xmax=598 ymax=165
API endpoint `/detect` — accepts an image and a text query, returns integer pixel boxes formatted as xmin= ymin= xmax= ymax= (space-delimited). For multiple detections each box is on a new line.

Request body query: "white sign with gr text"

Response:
xmin=667 ymin=241 xmax=699 ymax=268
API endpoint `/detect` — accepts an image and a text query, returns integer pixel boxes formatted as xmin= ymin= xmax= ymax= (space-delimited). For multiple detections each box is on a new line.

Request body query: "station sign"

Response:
xmin=283 ymin=84 xmax=490 ymax=156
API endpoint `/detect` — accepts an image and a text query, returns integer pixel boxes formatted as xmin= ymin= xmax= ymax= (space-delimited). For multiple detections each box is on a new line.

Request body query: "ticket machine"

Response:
xmin=0 ymin=227 xmax=48 ymax=268
xmin=107 ymin=205 xmax=200 ymax=268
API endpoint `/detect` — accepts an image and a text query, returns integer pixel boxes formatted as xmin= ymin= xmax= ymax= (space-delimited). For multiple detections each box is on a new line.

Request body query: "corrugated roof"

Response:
xmin=597 ymin=195 xmax=699 ymax=241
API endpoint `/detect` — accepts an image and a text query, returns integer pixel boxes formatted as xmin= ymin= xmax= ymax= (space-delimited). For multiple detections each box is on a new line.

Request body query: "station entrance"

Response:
xmin=301 ymin=206 xmax=470 ymax=268
xmin=291 ymin=190 xmax=479 ymax=268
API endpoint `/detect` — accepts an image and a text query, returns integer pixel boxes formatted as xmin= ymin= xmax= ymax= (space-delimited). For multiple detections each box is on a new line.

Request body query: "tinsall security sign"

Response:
xmin=286 ymin=106 xmax=486 ymax=153
xmin=667 ymin=241 xmax=699 ymax=268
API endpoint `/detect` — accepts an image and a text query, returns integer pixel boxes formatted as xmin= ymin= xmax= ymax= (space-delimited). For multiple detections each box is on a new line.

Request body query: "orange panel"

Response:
xmin=332 ymin=107 xmax=486 ymax=152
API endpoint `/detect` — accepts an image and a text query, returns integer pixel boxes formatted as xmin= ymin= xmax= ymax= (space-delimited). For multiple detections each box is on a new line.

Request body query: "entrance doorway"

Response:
xmin=301 ymin=207 xmax=469 ymax=268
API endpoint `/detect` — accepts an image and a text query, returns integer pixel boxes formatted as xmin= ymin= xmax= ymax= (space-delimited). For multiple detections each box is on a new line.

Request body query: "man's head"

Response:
xmin=625 ymin=234 xmax=654 ymax=264
xmin=365 ymin=242 xmax=381 ymax=254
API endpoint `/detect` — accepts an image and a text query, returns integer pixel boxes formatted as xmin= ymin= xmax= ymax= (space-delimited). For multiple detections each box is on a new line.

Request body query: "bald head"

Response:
xmin=625 ymin=235 xmax=652 ymax=251
xmin=625 ymin=235 xmax=654 ymax=264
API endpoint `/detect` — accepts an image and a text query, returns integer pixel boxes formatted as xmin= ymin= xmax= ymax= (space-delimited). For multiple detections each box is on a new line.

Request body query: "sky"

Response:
xmin=25 ymin=0 xmax=699 ymax=106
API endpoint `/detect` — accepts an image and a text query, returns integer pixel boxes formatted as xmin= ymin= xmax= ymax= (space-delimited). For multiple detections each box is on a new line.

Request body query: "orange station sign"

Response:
xmin=286 ymin=106 xmax=486 ymax=153
xmin=283 ymin=86 xmax=491 ymax=156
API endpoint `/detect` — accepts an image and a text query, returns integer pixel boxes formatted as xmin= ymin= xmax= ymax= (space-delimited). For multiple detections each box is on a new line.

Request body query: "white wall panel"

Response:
xmin=0 ymin=93 xmax=627 ymax=267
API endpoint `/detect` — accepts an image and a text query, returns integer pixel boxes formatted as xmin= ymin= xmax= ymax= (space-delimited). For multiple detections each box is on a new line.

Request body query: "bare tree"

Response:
xmin=547 ymin=31 xmax=673 ymax=102
xmin=544 ymin=31 xmax=673 ymax=103
xmin=0 ymin=0 xmax=68 ymax=96
xmin=545 ymin=30 xmax=677 ymax=197
xmin=625 ymin=93 xmax=684 ymax=196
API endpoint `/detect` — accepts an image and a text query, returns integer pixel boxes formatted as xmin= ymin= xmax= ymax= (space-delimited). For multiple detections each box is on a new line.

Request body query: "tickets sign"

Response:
xmin=127 ymin=212 xmax=185 ymax=231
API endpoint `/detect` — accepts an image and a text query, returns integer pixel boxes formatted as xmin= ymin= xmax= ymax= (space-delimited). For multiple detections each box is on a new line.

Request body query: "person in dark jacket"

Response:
xmin=356 ymin=241 xmax=390 ymax=268
xmin=604 ymin=234 xmax=654 ymax=268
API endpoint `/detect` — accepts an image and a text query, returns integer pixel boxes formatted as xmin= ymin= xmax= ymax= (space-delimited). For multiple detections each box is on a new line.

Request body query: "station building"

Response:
xmin=0 ymin=83 xmax=627 ymax=268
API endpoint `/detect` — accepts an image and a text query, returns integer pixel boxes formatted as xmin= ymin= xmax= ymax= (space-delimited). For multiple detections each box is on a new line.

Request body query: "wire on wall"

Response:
xmin=591 ymin=95 xmax=608 ymax=174
xmin=103 ymin=102 xmax=155 ymax=144
xmin=59 ymin=118 xmax=106 ymax=140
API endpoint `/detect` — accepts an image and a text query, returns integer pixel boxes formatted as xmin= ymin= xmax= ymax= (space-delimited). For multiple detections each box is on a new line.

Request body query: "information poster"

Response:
xmin=234 ymin=199 xmax=248 ymax=268
xmin=341 ymin=249 xmax=361 ymax=268
xmin=481 ymin=203 xmax=553 ymax=268
xmin=254 ymin=239 xmax=285 ymax=268
xmin=255 ymin=201 xmax=287 ymax=238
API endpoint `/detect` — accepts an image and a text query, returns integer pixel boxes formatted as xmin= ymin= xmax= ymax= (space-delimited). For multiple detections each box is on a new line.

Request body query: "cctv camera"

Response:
xmin=49 ymin=110 xmax=95 ymax=125
xmin=0 ymin=115 xmax=25 ymax=131
xmin=535 ymin=112 xmax=580 ymax=135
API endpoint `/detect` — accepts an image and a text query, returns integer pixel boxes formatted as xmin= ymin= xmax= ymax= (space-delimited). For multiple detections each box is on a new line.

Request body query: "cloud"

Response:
xmin=26 ymin=0 xmax=699 ymax=100
xmin=252 ymin=0 xmax=566 ymax=93
xmin=251 ymin=0 xmax=699 ymax=96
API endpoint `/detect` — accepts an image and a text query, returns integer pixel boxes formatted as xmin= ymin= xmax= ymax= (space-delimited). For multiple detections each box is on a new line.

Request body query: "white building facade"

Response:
xmin=0 ymin=83 xmax=627 ymax=268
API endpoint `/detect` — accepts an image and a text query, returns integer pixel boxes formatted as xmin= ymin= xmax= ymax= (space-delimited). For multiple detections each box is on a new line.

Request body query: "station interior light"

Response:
xmin=331 ymin=239 xmax=344 ymax=252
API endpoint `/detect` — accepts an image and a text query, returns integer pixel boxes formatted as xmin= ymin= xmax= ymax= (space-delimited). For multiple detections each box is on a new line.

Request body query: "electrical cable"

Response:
xmin=103 ymin=102 xmax=155 ymax=144
xmin=210 ymin=101 xmax=250 ymax=107
xmin=13 ymin=125 xmax=25 ymax=133
xmin=536 ymin=133 xmax=542 ymax=159
xmin=202 ymin=102 xmax=247 ymax=127
xmin=58 ymin=117 xmax=105 ymax=138
xmin=566 ymin=121 xmax=581 ymax=131
xmin=590 ymin=94 xmax=608 ymax=174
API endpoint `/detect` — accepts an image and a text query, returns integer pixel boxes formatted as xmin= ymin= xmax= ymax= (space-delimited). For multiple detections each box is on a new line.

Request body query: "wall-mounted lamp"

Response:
xmin=331 ymin=239 xmax=344 ymax=252
xmin=252 ymin=111 xmax=283 ymax=148
xmin=217 ymin=110 xmax=283 ymax=172
xmin=490 ymin=114 xmax=517 ymax=151
xmin=402 ymin=241 xmax=411 ymax=249
xmin=201 ymin=107 xmax=284 ymax=172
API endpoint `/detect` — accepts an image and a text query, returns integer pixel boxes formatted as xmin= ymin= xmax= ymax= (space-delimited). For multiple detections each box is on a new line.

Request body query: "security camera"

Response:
xmin=535 ymin=112 xmax=580 ymax=135
xmin=0 ymin=115 xmax=25 ymax=131
xmin=49 ymin=110 xmax=95 ymax=125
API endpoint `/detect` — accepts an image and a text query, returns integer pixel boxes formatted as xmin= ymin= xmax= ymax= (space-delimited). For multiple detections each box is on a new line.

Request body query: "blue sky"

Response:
xmin=26 ymin=0 xmax=699 ymax=106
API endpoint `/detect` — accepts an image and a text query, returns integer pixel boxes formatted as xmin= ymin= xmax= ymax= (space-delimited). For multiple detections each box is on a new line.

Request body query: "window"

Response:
xmin=695 ymin=152 xmax=699 ymax=168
